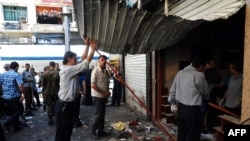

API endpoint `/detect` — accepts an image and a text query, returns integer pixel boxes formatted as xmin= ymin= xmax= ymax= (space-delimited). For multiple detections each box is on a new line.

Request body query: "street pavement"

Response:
xmin=1 ymin=101 xmax=166 ymax=141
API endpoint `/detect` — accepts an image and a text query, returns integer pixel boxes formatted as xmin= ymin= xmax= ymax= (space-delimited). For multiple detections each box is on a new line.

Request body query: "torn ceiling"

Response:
xmin=73 ymin=0 xmax=245 ymax=54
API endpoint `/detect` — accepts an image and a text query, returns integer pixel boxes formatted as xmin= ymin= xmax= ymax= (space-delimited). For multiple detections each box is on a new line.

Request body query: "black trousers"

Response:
xmin=54 ymin=100 xmax=75 ymax=141
xmin=23 ymin=87 xmax=33 ymax=109
xmin=0 ymin=123 xmax=6 ymax=141
xmin=112 ymin=87 xmax=122 ymax=106
xmin=33 ymin=90 xmax=41 ymax=106
xmin=177 ymin=103 xmax=201 ymax=141
xmin=73 ymin=95 xmax=81 ymax=123
xmin=3 ymin=97 xmax=23 ymax=128
xmin=91 ymin=97 xmax=107 ymax=133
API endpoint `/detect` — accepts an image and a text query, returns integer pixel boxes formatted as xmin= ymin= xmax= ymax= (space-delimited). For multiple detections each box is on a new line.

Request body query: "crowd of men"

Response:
xmin=0 ymin=36 xmax=123 ymax=141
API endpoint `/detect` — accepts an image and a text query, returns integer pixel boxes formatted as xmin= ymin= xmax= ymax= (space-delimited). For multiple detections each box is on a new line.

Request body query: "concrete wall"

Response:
xmin=242 ymin=0 xmax=250 ymax=124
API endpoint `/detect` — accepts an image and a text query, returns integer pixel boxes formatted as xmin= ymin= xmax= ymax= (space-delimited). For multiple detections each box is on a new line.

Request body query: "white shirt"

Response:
xmin=168 ymin=64 xmax=210 ymax=106
xmin=58 ymin=59 xmax=89 ymax=101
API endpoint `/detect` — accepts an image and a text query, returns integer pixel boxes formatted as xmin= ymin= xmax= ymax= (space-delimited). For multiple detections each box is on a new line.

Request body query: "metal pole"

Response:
xmin=61 ymin=13 xmax=72 ymax=52
xmin=64 ymin=16 xmax=70 ymax=52
xmin=137 ymin=0 xmax=142 ymax=9
xmin=165 ymin=0 xmax=169 ymax=16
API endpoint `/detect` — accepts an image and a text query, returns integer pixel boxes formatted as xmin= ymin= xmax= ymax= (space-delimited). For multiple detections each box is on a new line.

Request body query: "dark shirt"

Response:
xmin=44 ymin=70 xmax=60 ymax=97
xmin=113 ymin=72 xmax=122 ymax=90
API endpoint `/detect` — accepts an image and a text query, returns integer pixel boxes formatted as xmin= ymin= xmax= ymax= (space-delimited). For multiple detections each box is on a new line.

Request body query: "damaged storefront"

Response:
xmin=73 ymin=0 xmax=248 ymax=140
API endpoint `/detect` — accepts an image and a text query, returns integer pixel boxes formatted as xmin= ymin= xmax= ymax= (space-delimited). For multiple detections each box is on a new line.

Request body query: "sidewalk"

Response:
xmin=1 ymin=103 xmax=167 ymax=141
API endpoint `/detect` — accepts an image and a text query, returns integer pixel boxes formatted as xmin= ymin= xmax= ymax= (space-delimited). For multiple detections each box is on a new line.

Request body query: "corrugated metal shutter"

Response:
xmin=125 ymin=54 xmax=147 ymax=116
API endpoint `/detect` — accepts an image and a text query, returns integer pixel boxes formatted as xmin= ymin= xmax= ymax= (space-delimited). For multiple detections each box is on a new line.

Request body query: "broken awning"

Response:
xmin=73 ymin=0 xmax=245 ymax=54
xmin=168 ymin=0 xmax=245 ymax=21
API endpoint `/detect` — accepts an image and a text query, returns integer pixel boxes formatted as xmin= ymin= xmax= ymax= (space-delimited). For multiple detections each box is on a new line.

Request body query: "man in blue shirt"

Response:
xmin=0 ymin=62 xmax=25 ymax=132
xmin=22 ymin=63 xmax=34 ymax=116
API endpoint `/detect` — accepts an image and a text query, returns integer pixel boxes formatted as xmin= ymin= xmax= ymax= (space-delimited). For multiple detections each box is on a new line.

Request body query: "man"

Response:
xmin=168 ymin=56 xmax=210 ymax=141
xmin=3 ymin=63 xmax=10 ymax=72
xmin=39 ymin=66 xmax=50 ymax=111
xmin=73 ymin=72 xmax=86 ymax=128
xmin=82 ymin=64 xmax=94 ymax=106
xmin=55 ymin=63 xmax=60 ymax=71
xmin=43 ymin=61 xmax=60 ymax=125
xmin=0 ymin=63 xmax=10 ymax=117
xmin=91 ymin=55 xmax=110 ymax=139
xmin=54 ymin=36 xmax=96 ymax=141
xmin=112 ymin=66 xmax=123 ymax=107
xmin=22 ymin=63 xmax=35 ymax=116
xmin=30 ymin=67 xmax=41 ymax=107
xmin=220 ymin=61 xmax=242 ymax=116
xmin=203 ymin=58 xmax=223 ymax=132
xmin=0 ymin=62 xmax=25 ymax=132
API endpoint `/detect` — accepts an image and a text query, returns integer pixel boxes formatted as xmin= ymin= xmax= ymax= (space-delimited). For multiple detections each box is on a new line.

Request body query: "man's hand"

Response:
xmin=170 ymin=104 xmax=177 ymax=113
xmin=101 ymin=90 xmax=110 ymax=98
xmin=20 ymin=95 xmax=25 ymax=102
xmin=219 ymin=99 xmax=225 ymax=107
xmin=90 ymin=39 xmax=97 ymax=51
xmin=82 ymin=35 xmax=90 ymax=46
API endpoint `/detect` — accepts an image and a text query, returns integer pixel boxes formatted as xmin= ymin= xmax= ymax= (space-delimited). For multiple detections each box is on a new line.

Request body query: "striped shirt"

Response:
xmin=0 ymin=70 xmax=23 ymax=99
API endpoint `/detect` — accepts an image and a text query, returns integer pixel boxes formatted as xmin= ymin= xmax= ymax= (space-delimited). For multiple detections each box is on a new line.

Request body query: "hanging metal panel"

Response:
xmin=125 ymin=9 xmax=147 ymax=54
xmin=105 ymin=1 xmax=118 ymax=51
xmin=117 ymin=8 xmax=137 ymax=53
xmin=73 ymin=0 xmax=208 ymax=54
xmin=73 ymin=0 xmax=205 ymax=54
xmin=110 ymin=4 xmax=127 ymax=53
xmin=136 ymin=14 xmax=165 ymax=53
xmin=129 ymin=12 xmax=154 ymax=53
xmin=73 ymin=0 xmax=85 ymax=38
xmin=84 ymin=0 xmax=93 ymax=39
xmin=98 ymin=0 xmax=109 ymax=51
xmin=92 ymin=0 xmax=101 ymax=40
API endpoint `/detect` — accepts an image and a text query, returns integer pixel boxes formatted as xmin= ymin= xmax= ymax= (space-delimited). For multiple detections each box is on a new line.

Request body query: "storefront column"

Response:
xmin=242 ymin=0 xmax=250 ymax=124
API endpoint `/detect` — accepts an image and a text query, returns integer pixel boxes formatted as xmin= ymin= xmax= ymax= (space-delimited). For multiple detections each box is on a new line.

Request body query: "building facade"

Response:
xmin=0 ymin=0 xmax=80 ymax=45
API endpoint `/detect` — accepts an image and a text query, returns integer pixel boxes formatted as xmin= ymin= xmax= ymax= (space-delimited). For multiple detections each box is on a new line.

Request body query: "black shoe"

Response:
xmin=3 ymin=124 xmax=10 ymax=132
xmin=97 ymin=131 xmax=110 ymax=136
xmin=19 ymin=122 xmax=28 ymax=127
xmin=74 ymin=122 xmax=83 ymax=128
xmin=30 ymin=107 xmax=37 ymax=111
xmin=36 ymin=104 xmax=42 ymax=107
xmin=91 ymin=133 xmax=100 ymax=139
xmin=43 ymin=105 xmax=46 ymax=112
xmin=13 ymin=126 xmax=23 ymax=132
xmin=48 ymin=119 xmax=54 ymax=125
xmin=24 ymin=113 xmax=35 ymax=116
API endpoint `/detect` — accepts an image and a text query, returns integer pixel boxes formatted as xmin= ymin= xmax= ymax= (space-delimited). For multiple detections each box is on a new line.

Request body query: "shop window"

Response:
xmin=3 ymin=6 xmax=27 ymax=22
xmin=35 ymin=33 xmax=64 ymax=45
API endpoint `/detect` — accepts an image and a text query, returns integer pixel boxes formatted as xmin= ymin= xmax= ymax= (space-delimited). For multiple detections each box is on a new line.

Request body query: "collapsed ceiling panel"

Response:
xmin=73 ymin=0 xmax=244 ymax=54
